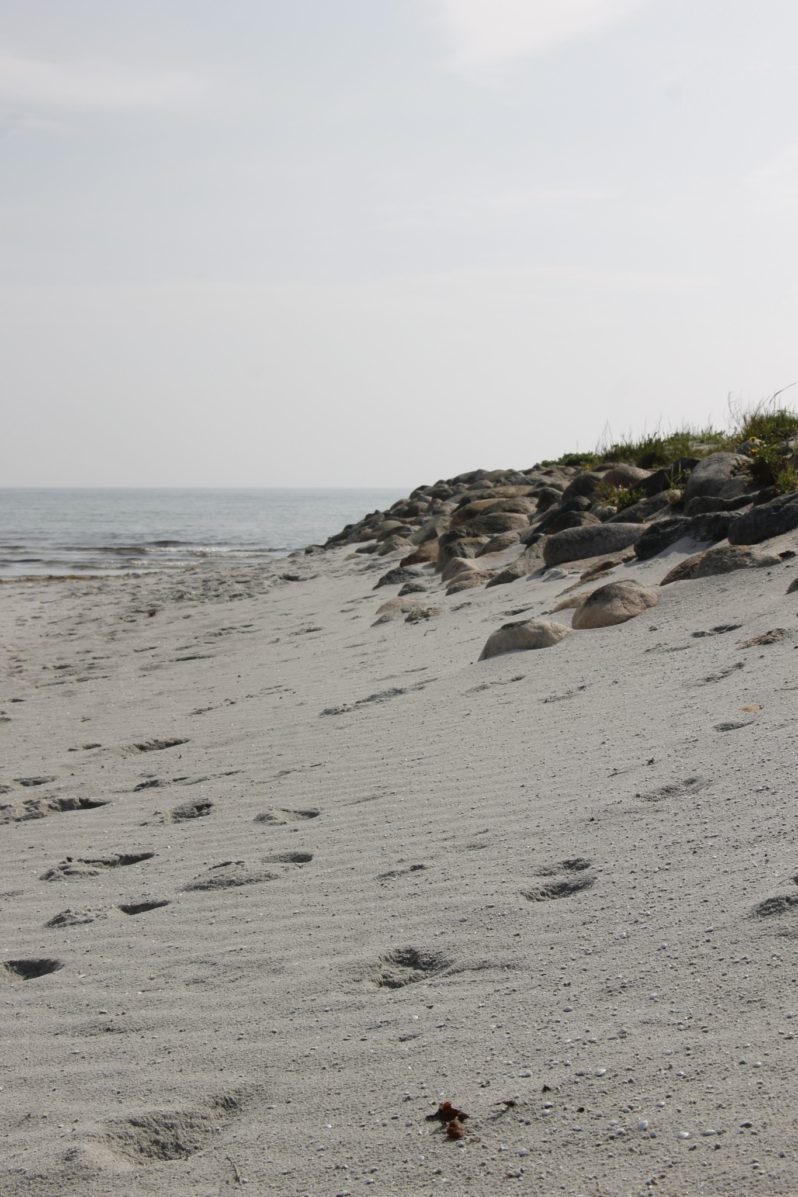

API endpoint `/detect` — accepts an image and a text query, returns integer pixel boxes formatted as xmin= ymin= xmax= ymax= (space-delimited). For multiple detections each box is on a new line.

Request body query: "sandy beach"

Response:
xmin=2 ymin=471 xmax=798 ymax=1196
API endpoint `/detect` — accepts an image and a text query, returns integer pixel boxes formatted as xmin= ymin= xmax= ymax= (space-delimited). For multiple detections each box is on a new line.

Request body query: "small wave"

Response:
xmin=60 ymin=545 xmax=149 ymax=556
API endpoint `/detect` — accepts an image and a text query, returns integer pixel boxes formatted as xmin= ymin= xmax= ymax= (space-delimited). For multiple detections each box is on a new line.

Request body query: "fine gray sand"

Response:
xmin=2 ymin=529 xmax=797 ymax=1196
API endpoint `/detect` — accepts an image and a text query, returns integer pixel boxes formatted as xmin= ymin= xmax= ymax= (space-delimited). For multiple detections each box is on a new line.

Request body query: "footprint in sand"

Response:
xmin=261 ymin=851 xmax=313 ymax=865
xmin=752 ymin=891 xmax=798 ymax=920
xmin=638 ymin=777 xmax=707 ymax=803
xmin=182 ymin=862 xmax=277 ymax=891
xmin=373 ymin=947 xmax=452 ymax=989
xmin=117 ymin=899 xmax=171 ymax=916
xmin=165 ymin=799 xmax=213 ymax=822
xmin=40 ymin=852 xmax=155 ymax=881
xmin=2 ymin=958 xmax=64 ymax=981
xmin=1 ymin=795 xmax=110 ymax=824
xmin=376 ymin=863 xmax=426 ymax=882
xmin=523 ymin=858 xmax=597 ymax=902
xmin=83 ymin=1094 xmax=242 ymax=1166
xmin=46 ymin=908 xmax=106 ymax=928
xmin=124 ymin=738 xmax=189 ymax=755
xmin=254 ymin=807 xmax=320 ymax=825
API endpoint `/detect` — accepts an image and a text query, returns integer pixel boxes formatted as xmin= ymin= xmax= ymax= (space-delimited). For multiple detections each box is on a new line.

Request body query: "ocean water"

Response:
xmin=0 ymin=488 xmax=408 ymax=578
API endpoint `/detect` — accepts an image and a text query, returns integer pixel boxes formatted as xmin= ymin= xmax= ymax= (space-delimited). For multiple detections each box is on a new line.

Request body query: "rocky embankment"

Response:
xmin=322 ymin=450 xmax=798 ymax=649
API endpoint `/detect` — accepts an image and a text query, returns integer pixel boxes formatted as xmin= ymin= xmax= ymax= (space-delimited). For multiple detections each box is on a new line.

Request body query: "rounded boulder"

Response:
xmin=479 ymin=618 xmax=572 ymax=661
xmin=571 ymin=580 xmax=658 ymax=629
xmin=543 ymin=522 xmax=645 ymax=567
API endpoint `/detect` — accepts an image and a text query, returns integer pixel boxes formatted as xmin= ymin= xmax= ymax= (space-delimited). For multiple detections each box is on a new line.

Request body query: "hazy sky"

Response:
xmin=3 ymin=1 xmax=798 ymax=487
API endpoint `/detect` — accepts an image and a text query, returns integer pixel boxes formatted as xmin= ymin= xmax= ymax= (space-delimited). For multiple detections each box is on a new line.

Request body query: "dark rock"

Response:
xmin=543 ymin=522 xmax=645 ymax=567
xmin=605 ymin=491 xmax=678 ymax=524
xmin=519 ymin=525 xmax=546 ymax=546
xmin=684 ymin=493 xmax=756 ymax=516
xmin=561 ymin=472 xmax=605 ymax=500
xmin=375 ymin=520 xmax=413 ymax=540
xmin=683 ymin=452 xmax=752 ymax=503
xmin=477 ymin=531 xmax=523 ymax=556
xmin=533 ymin=486 xmax=565 ymax=513
xmin=634 ymin=512 xmax=739 ymax=560
xmin=639 ymin=458 xmax=699 ymax=497
xmin=661 ymin=545 xmax=782 ymax=585
xmin=633 ymin=518 xmax=691 ymax=560
xmin=538 ymin=510 xmax=601 ymax=536
xmin=727 ymin=492 xmax=798 ymax=544
xmin=561 ymin=495 xmax=593 ymax=512
xmin=689 ymin=511 xmax=740 ymax=542
xmin=374 ymin=566 xmax=424 ymax=590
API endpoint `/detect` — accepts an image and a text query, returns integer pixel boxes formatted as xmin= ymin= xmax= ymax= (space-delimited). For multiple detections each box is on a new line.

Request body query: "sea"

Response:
xmin=0 ymin=488 xmax=409 ymax=579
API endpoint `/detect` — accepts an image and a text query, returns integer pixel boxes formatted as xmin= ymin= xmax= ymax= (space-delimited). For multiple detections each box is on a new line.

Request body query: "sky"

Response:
xmin=2 ymin=0 xmax=798 ymax=487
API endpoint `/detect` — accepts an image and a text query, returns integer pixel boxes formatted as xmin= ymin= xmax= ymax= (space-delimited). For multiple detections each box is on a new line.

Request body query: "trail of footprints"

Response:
xmin=20 ymin=787 xmax=322 ymax=954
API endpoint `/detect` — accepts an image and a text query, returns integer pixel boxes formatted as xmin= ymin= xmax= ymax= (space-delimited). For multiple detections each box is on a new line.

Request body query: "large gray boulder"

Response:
xmin=543 ymin=523 xmax=645 ymax=567
xmin=479 ymin=618 xmax=572 ymax=660
xmin=450 ymin=497 xmax=535 ymax=528
xmin=571 ymin=580 xmax=658 ymax=629
xmin=683 ymin=453 xmax=752 ymax=503
xmin=727 ymin=493 xmax=798 ymax=544
xmin=633 ymin=518 xmax=690 ymax=559
xmin=634 ymin=512 xmax=740 ymax=560
xmin=538 ymin=509 xmax=600 ymax=536
xmin=561 ymin=472 xmax=605 ymax=500
xmin=660 ymin=544 xmax=782 ymax=585
xmin=478 ymin=530 xmax=523 ymax=556
xmin=534 ymin=486 xmax=565 ymax=512
xmin=600 ymin=464 xmax=651 ymax=488
xmin=455 ymin=511 xmax=531 ymax=538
